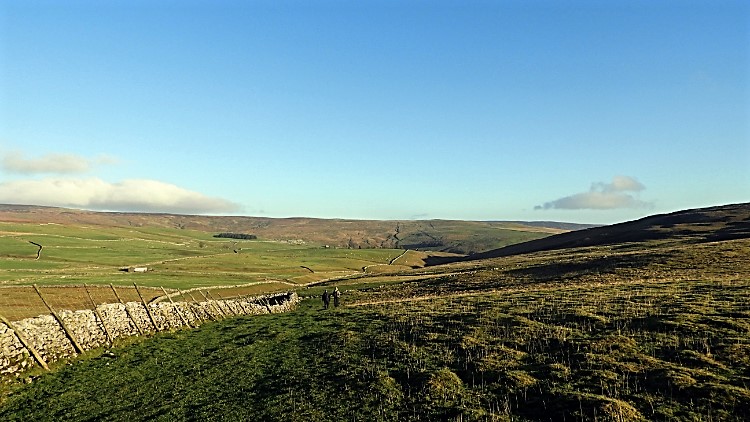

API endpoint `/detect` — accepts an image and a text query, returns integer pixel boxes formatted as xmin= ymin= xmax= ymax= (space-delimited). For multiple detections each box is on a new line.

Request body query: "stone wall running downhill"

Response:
xmin=0 ymin=292 xmax=299 ymax=379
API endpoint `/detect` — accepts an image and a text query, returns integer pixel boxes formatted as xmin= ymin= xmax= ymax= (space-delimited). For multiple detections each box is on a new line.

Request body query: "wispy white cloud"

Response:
xmin=536 ymin=176 xmax=652 ymax=210
xmin=0 ymin=177 xmax=242 ymax=214
xmin=1 ymin=151 xmax=117 ymax=175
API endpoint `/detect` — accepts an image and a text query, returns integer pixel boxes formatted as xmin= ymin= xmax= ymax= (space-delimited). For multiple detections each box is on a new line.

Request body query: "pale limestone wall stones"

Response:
xmin=98 ymin=303 xmax=141 ymax=339
xmin=60 ymin=309 xmax=109 ymax=350
xmin=0 ymin=292 xmax=299 ymax=379
xmin=14 ymin=315 xmax=77 ymax=363
xmin=125 ymin=302 xmax=157 ymax=334
xmin=0 ymin=323 xmax=32 ymax=377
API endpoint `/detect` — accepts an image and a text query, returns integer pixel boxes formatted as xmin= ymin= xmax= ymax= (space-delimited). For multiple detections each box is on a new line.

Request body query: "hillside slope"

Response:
xmin=2 ymin=216 xmax=749 ymax=421
xmin=460 ymin=202 xmax=750 ymax=261
xmin=0 ymin=205 xmax=591 ymax=254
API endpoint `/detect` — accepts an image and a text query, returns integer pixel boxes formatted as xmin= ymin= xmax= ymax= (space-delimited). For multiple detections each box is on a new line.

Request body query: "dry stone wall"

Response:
xmin=0 ymin=292 xmax=298 ymax=379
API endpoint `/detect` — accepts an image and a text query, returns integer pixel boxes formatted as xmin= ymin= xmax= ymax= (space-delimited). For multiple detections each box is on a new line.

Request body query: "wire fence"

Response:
xmin=0 ymin=284 xmax=298 ymax=378
xmin=0 ymin=284 xmax=161 ymax=322
xmin=0 ymin=283 xmax=291 ymax=322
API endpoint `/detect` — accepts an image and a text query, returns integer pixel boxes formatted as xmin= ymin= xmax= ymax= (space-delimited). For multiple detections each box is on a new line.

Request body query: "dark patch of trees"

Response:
xmin=400 ymin=241 xmax=445 ymax=249
xmin=213 ymin=233 xmax=257 ymax=240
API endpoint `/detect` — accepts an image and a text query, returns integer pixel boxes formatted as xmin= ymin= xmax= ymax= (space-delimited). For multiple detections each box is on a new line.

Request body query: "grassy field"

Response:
xmin=0 ymin=221 xmax=407 ymax=290
xmin=0 ymin=205 xmax=575 ymax=255
xmin=1 ymin=228 xmax=748 ymax=420
xmin=0 ymin=220 xmax=411 ymax=321
xmin=0 ymin=204 xmax=748 ymax=420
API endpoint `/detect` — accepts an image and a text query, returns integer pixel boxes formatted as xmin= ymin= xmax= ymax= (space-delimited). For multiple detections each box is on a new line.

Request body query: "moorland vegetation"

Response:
xmin=0 ymin=203 xmax=748 ymax=421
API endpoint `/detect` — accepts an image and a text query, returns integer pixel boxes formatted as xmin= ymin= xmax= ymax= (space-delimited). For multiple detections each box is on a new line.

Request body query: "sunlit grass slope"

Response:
xmin=1 ymin=227 xmax=748 ymax=420
xmin=0 ymin=205 xmax=575 ymax=255
xmin=0 ymin=221 xmax=403 ymax=289
xmin=1 ymin=275 xmax=748 ymax=421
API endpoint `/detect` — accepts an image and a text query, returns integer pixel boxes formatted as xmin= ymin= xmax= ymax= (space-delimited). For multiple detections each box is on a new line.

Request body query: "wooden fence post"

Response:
xmin=200 ymin=290 xmax=227 ymax=318
xmin=212 ymin=291 xmax=237 ymax=316
xmin=110 ymin=284 xmax=144 ymax=336
xmin=0 ymin=312 xmax=49 ymax=371
xmin=33 ymin=284 xmax=85 ymax=355
xmin=261 ymin=297 xmax=273 ymax=313
xmin=204 ymin=290 xmax=223 ymax=314
xmin=186 ymin=290 xmax=199 ymax=304
xmin=133 ymin=284 xmax=159 ymax=332
xmin=181 ymin=289 xmax=205 ymax=322
xmin=235 ymin=294 xmax=252 ymax=315
xmin=161 ymin=286 xmax=191 ymax=327
xmin=84 ymin=284 xmax=114 ymax=346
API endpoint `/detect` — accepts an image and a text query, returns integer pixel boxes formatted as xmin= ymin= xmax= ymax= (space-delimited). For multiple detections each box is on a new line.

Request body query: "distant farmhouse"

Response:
xmin=119 ymin=266 xmax=148 ymax=273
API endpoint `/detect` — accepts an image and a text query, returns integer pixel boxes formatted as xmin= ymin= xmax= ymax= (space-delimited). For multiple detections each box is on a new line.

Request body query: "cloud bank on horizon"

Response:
xmin=536 ymin=176 xmax=652 ymax=211
xmin=0 ymin=149 xmax=653 ymax=217
xmin=1 ymin=151 xmax=118 ymax=175
xmin=0 ymin=151 xmax=241 ymax=214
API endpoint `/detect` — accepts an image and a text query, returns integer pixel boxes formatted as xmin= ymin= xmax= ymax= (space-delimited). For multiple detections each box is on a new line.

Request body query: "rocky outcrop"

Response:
xmin=0 ymin=292 xmax=298 ymax=379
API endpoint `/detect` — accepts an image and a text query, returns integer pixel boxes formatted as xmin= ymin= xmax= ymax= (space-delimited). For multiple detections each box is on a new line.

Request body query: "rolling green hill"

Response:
xmin=1 ymin=203 xmax=748 ymax=420
xmin=0 ymin=204 xmax=590 ymax=255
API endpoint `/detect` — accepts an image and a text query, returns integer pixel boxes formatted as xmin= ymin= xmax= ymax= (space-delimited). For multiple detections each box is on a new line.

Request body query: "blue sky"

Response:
xmin=0 ymin=0 xmax=748 ymax=224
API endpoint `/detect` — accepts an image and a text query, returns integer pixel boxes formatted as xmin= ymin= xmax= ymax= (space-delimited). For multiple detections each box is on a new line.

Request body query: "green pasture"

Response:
xmin=397 ymin=220 xmax=553 ymax=253
xmin=1 ymin=213 xmax=749 ymax=420
xmin=0 ymin=222 xmax=405 ymax=290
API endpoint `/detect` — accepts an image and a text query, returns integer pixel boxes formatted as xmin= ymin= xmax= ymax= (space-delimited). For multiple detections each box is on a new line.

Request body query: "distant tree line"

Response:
xmin=213 ymin=233 xmax=257 ymax=240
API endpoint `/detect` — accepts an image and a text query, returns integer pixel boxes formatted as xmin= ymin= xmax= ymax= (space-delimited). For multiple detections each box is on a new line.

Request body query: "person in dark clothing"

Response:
xmin=332 ymin=287 xmax=341 ymax=307
xmin=322 ymin=289 xmax=330 ymax=309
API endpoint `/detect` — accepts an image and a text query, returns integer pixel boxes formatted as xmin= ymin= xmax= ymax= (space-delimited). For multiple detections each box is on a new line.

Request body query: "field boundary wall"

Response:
xmin=0 ymin=288 xmax=299 ymax=379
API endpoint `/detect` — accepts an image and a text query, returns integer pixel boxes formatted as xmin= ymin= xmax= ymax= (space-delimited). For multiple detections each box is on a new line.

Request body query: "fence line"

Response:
xmin=33 ymin=284 xmax=85 ymax=354
xmin=0 ymin=312 xmax=49 ymax=371
xmin=0 ymin=284 xmax=299 ymax=380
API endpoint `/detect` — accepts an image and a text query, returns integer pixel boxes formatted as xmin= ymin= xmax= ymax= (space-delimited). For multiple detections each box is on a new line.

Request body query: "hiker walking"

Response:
xmin=322 ymin=289 xmax=330 ymax=309
xmin=332 ymin=287 xmax=341 ymax=307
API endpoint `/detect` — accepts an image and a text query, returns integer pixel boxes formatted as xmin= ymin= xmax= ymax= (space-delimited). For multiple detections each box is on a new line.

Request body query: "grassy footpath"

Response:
xmin=0 ymin=296 xmax=399 ymax=421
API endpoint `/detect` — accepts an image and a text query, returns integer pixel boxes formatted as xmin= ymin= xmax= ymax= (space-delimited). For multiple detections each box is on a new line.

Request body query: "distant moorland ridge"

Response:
xmin=0 ymin=204 xmax=594 ymax=254
xmin=457 ymin=202 xmax=750 ymax=262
